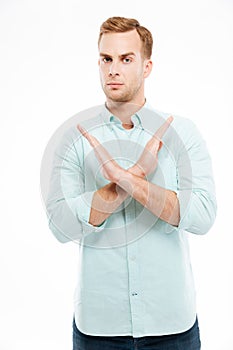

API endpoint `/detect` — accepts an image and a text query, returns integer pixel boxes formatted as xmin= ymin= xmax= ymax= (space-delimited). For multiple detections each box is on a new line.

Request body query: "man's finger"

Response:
xmin=77 ymin=124 xmax=113 ymax=164
xmin=77 ymin=124 xmax=99 ymax=148
xmin=77 ymin=124 xmax=87 ymax=136
xmin=154 ymin=116 xmax=173 ymax=140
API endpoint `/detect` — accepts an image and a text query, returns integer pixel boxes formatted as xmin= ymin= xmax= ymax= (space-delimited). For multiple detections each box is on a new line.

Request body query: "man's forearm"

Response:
xmin=89 ymin=167 xmax=180 ymax=227
xmin=117 ymin=170 xmax=180 ymax=226
xmin=89 ymin=165 xmax=142 ymax=226
xmin=89 ymin=182 xmax=128 ymax=226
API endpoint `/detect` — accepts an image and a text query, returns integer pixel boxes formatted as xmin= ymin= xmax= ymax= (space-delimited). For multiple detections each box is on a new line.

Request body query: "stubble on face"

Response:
xmin=102 ymin=73 xmax=144 ymax=103
xmin=98 ymin=30 xmax=146 ymax=105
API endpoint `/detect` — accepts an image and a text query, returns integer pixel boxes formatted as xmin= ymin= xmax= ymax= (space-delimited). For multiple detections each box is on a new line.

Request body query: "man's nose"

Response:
xmin=109 ymin=62 xmax=120 ymax=76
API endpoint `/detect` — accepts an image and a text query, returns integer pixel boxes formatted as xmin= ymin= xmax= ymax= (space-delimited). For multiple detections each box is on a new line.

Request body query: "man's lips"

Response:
xmin=107 ymin=82 xmax=124 ymax=88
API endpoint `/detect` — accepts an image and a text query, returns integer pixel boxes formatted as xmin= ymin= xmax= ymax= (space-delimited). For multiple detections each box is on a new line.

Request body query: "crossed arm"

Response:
xmin=77 ymin=116 xmax=180 ymax=227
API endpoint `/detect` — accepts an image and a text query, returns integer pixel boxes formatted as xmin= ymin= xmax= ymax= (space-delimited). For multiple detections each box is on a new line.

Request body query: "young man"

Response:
xmin=46 ymin=17 xmax=216 ymax=349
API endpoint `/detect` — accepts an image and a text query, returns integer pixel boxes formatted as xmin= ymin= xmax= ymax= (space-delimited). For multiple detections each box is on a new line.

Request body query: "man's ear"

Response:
xmin=144 ymin=59 xmax=153 ymax=78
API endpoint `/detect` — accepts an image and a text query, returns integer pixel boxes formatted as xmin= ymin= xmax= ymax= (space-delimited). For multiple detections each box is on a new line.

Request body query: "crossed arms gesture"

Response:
xmin=77 ymin=116 xmax=180 ymax=227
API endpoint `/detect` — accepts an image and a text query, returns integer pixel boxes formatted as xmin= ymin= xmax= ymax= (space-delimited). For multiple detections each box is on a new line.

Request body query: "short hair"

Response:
xmin=98 ymin=16 xmax=153 ymax=59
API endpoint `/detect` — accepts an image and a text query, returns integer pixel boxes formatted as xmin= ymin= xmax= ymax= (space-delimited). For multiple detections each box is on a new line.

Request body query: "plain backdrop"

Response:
xmin=0 ymin=0 xmax=233 ymax=349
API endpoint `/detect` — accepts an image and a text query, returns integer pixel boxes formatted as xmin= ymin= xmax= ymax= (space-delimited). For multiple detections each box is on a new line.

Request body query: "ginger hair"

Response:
xmin=98 ymin=17 xmax=153 ymax=59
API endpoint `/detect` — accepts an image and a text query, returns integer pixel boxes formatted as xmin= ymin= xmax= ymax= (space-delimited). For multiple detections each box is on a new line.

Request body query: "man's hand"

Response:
xmin=78 ymin=116 xmax=173 ymax=181
xmin=77 ymin=124 xmax=124 ymax=183
xmin=129 ymin=116 xmax=173 ymax=177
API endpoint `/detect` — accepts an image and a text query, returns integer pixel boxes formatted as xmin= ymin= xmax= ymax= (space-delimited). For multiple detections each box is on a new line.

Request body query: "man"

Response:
xmin=45 ymin=17 xmax=216 ymax=349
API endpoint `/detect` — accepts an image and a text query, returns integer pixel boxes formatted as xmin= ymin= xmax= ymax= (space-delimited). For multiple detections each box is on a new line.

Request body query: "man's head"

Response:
xmin=98 ymin=17 xmax=153 ymax=106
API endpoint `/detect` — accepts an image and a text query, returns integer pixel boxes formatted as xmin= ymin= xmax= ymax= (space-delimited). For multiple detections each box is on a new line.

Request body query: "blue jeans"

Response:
xmin=73 ymin=317 xmax=201 ymax=350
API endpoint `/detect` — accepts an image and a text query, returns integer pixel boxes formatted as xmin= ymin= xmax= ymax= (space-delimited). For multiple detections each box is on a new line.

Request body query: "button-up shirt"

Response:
xmin=45 ymin=103 xmax=217 ymax=337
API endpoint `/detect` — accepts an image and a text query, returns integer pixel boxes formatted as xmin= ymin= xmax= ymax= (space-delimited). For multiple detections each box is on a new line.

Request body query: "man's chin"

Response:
xmin=106 ymin=92 xmax=130 ymax=103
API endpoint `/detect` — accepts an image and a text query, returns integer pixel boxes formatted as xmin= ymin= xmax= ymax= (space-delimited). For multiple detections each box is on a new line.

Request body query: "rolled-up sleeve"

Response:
xmin=45 ymin=127 xmax=106 ymax=243
xmin=175 ymin=118 xmax=217 ymax=234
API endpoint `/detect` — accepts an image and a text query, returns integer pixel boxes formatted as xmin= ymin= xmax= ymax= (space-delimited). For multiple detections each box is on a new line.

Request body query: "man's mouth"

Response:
xmin=107 ymin=82 xmax=124 ymax=88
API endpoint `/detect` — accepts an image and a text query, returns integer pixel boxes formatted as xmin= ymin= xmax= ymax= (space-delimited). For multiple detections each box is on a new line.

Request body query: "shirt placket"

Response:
xmin=123 ymin=127 xmax=145 ymax=337
xmin=126 ymin=231 xmax=145 ymax=336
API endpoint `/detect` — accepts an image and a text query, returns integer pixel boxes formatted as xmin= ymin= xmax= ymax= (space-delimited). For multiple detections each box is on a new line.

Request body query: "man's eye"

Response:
xmin=103 ymin=57 xmax=112 ymax=63
xmin=123 ymin=58 xmax=132 ymax=63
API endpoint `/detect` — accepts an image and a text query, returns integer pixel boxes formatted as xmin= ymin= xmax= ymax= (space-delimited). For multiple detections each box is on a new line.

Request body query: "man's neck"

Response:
xmin=106 ymin=98 xmax=146 ymax=129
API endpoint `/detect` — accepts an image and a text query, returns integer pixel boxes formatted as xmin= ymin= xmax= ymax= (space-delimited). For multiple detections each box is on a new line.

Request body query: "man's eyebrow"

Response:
xmin=120 ymin=52 xmax=136 ymax=58
xmin=99 ymin=52 xmax=112 ymax=57
xmin=99 ymin=52 xmax=136 ymax=58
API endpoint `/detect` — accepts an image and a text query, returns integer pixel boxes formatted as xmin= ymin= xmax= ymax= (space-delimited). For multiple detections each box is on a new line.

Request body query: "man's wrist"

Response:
xmin=128 ymin=164 xmax=145 ymax=178
xmin=115 ymin=169 xmax=136 ymax=195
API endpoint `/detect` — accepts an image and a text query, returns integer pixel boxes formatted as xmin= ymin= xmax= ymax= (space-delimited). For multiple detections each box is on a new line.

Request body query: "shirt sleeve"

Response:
xmin=163 ymin=117 xmax=217 ymax=234
xmin=45 ymin=127 xmax=106 ymax=243
xmin=174 ymin=118 xmax=217 ymax=235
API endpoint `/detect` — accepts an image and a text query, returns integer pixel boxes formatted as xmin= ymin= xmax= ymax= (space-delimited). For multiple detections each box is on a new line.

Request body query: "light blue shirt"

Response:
xmin=46 ymin=103 xmax=217 ymax=337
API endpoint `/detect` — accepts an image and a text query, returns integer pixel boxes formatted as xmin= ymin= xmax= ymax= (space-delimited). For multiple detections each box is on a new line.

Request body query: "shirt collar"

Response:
xmin=100 ymin=101 xmax=153 ymax=131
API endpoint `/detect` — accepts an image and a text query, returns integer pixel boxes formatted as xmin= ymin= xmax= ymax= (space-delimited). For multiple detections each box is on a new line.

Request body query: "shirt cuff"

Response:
xmin=74 ymin=191 xmax=107 ymax=237
xmin=160 ymin=189 xmax=189 ymax=234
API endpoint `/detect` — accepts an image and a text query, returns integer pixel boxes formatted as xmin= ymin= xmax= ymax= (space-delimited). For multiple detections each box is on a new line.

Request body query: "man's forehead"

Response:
xmin=99 ymin=30 xmax=142 ymax=55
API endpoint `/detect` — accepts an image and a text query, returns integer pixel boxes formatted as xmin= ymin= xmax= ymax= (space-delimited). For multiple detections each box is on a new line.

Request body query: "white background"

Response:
xmin=0 ymin=0 xmax=232 ymax=349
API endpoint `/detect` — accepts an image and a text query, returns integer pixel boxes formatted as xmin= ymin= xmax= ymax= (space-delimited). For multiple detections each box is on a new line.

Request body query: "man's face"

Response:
xmin=98 ymin=29 xmax=151 ymax=103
